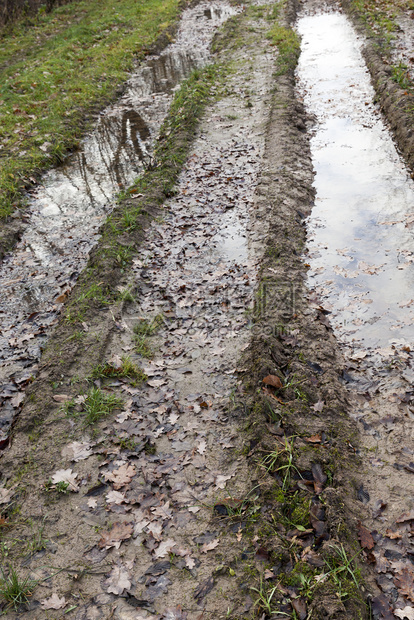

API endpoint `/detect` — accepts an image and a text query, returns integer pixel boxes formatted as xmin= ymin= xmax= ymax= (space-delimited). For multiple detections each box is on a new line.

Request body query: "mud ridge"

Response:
xmin=341 ymin=0 xmax=414 ymax=176
xmin=239 ymin=0 xmax=375 ymax=616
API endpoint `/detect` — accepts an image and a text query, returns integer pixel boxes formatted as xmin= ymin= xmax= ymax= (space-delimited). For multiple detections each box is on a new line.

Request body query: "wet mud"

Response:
xmin=298 ymin=3 xmax=414 ymax=615
xmin=0 ymin=1 xmax=239 ymax=448
xmin=0 ymin=4 xmax=279 ymax=617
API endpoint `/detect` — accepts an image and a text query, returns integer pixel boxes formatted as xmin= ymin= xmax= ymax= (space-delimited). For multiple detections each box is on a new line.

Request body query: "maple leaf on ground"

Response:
xmin=154 ymin=539 xmax=177 ymax=559
xmin=201 ymin=538 xmax=220 ymax=553
xmin=104 ymin=463 xmax=136 ymax=489
xmin=99 ymin=521 xmax=134 ymax=549
xmin=395 ymin=568 xmax=414 ymax=602
xmin=87 ymin=498 xmax=97 ymax=509
xmin=51 ymin=469 xmax=79 ymax=492
xmin=40 ymin=593 xmax=66 ymax=610
xmin=395 ymin=607 xmax=414 ymax=620
xmin=103 ymin=562 xmax=132 ymax=595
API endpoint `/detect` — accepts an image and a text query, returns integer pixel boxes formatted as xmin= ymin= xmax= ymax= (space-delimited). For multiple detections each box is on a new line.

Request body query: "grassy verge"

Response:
xmin=0 ymin=0 xmax=181 ymax=221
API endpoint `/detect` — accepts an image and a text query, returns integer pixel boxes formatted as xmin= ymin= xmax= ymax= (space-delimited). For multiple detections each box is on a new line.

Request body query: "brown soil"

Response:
xmin=4 ymin=0 xmax=414 ymax=616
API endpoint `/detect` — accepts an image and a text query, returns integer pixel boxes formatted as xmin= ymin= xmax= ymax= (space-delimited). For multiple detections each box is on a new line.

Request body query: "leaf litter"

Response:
xmin=0 ymin=5 xmax=278 ymax=617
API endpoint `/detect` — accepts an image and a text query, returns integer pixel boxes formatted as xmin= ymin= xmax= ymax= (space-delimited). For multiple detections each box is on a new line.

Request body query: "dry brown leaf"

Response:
xmin=106 ymin=490 xmax=126 ymax=505
xmin=197 ymin=440 xmax=207 ymax=455
xmin=154 ymin=538 xmax=177 ymax=558
xmin=305 ymin=434 xmax=321 ymax=443
xmin=395 ymin=607 xmax=414 ymax=620
xmin=103 ymin=562 xmax=132 ymax=595
xmin=104 ymin=463 xmax=136 ymax=489
xmin=201 ymin=538 xmax=220 ymax=553
xmin=0 ymin=486 xmax=15 ymax=505
xmin=40 ymin=593 xmax=66 ymax=610
xmin=263 ymin=374 xmax=283 ymax=389
xmin=53 ymin=394 xmax=70 ymax=403
xmin=311 ymin=400 xmax=325 ymax=412
xmin=99 ymin=521 xmax=134 ymax=549
xmin=396 ymin=510 xmax=414 ymax=523
xmin=395 ymin=568 xmax=414 ymax=602
xmin=61 ymin=441 xmax=92 ymax=462
xmin=51 ymin=469 xmax=79 ymax=492
xmin=357 ymin=521 xmax=375 ymax=550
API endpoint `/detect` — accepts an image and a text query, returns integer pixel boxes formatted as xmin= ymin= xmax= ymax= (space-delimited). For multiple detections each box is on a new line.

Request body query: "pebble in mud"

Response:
xmin=297 ymin=4 xmax=414 ymax=614
xmin=0 ymin=1 xmax=241 ymax=446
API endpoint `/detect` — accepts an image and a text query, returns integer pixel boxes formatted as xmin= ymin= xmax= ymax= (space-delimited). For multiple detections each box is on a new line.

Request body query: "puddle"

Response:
xmin=0 ymin=1 xmax=240 ymax=445
xmin=297 ymin=7 xmax=414 ymax=611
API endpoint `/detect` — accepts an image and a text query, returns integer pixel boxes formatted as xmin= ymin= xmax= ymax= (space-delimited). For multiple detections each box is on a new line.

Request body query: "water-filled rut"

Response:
xmin=297 ymin=4 xmax=414 ymax=614
xmin=0 ymin=1 xmax=238 ymax=446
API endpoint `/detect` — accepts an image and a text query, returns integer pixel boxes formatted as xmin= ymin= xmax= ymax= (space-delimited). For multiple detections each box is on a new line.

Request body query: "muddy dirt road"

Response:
xmin=1 ymin=0 xmax=414 ymax=617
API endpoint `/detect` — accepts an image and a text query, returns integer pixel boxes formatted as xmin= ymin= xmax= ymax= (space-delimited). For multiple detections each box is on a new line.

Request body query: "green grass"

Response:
xmin=91 ymin=355 xmax=147 ymax=383
xmin=0 ymin=566 xmax=37 ymax=610
xmin=266 ymin=24 xmax=300 ymax=75
xmin=0 ymin=0 xmax=180 ymax=219
xmin=64 ymin=386 xmax=123 ymax=425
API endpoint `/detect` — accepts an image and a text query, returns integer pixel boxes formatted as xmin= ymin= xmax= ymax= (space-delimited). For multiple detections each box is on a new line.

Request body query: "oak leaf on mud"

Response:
xmin=51 ymin=469 xmax=79 ymax=491
xmin=40 ymin=593 xmax=66 ymax=610
xmin=396 ymin=510 xmax=414 ymax=523
xmin=103 ymin=562 xmax=132 ymax=595
xmin=104 ymin=463 xmax=136 ymax=489
xmin=99 ymin=521 xmax=134 ymax=549
xmin=263 ymin=374 xmax=283 ymax=389
xmin=0 ymin=486 xmax=15 ymax=504
xmin=395 ymin=607 xmax=414 ymax=620
xmin=201 ymin=538 xmax=220 ymax=553
xmin=154 ymin=538 xmax=177 ymax=558
xmin=357 ymin=521 xmax=375 ymax=549
xmin=61 ymin=441 xmax=93 ymax=462
xmin=395 ymin=568 xmax=414 ymax=602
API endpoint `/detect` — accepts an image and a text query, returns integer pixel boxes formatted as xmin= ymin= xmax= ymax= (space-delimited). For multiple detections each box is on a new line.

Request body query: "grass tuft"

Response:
xmin=0 ymin=566 xmax=37 ymax=610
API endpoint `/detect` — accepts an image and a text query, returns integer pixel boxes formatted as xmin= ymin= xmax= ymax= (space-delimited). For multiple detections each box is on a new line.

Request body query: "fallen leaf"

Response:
xmin=305 ymin=434 xmax=321 ymax=443
xmin=197 ymin=440 xmax=207 ymax=455
xmin=103 ymin=562 xmax=132 ymax=595
xmin=61 ymin=441 xmax=92 ymax=462
xmin=154 ymin=539 xmax=177 ymax=559
xmin=215 ymin=473 xmax=234 ymax=489
xmin=99 ymin=521 xmax=134 ymax=549
xmin=395 ymin=607 xmax=414 ymax=620
xmin=41 ymin=593 xmax=66 ymax=610
xmin=106 ymin=490 xmax=126 ymax=505
xmin=0 ymin=487 xmax=15 ymax=505
xmin=396 ymin=510 xmax=414 ymax=523
xmin=104 ymin=463 xmax=136 ymax=489
xmin=311 ymin=400 xmax=325 ymax=412
xmin=357 ymin=521 xmax=375 ymax=550
xmin=395 ymin=568 xmax=414 ymax=602
xmin=263 ymin=374 xmax=283 ymax=389
xmin=87 ymin=498 xmax=97 ymax=509
xmin=51 ymin=469 xmax=78 ymax=492
xmin=185 ymin=556 xmax=196 ymax=569
xmin=11 ymin=392 xmax=25 ymax=407
xmin=201 ymin=539 xmax=220 ymax=553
